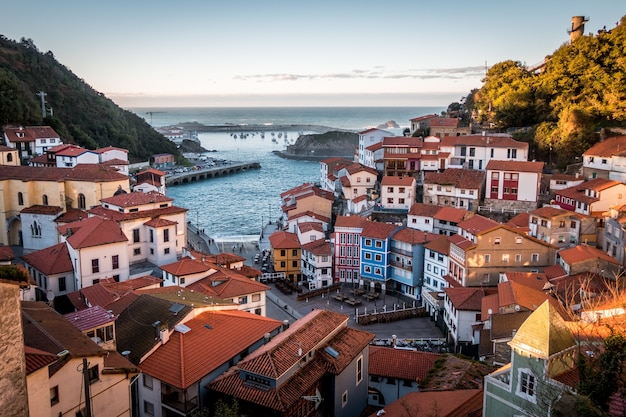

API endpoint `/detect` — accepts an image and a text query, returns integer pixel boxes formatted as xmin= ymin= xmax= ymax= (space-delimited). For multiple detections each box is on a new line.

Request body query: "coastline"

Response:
xmin=272 ymin=150 xmax=354 ymax=161
xmin=177 ymin=122 xmax=354 ymax=134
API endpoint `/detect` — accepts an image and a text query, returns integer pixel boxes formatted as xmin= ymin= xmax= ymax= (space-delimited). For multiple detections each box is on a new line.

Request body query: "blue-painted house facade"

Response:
xmin=388 ymin=228 xmax=437 ymax=301
xmin=359 ymin=221 xmax=400 ymax=292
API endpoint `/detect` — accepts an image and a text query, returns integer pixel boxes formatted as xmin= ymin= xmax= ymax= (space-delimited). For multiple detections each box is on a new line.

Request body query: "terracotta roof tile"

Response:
xmin=434 ymin=206 xmax=471 ymax=223
xmin=392 ymin=228 xmax=438 ymax=245
xmin=369 ymin=346 xmax=440 ymax=381
xmin=558 ymin=244 xmax=621 ymax=266
xmin=139 ymin=310 xmax=282 ymax=389
xmin=301 ymin=239 xmax=332 ymax=256
xmin=269 ymin=231 xmax=300 ymax=249
xmin=424 ymin=168 xmax=485 ymax=189
xmin=583 ymin=136 xmax=626 ymax=157
xmin=3 ymin=126 xmax=59 ymax=142
xmin=408 ymin=203 xmax=440 ymax=217
xmin=458 ymin=214 xmax=499 ymax=234
xmin=369 ymin=389 xmax=484 ymax=417
xmin=334 ymin=215 xmax=367 ymax=228
xmin=423 ymin=235 xmax=451 ymax=255
xmin=186 ymin=267 xmax=269 ymax=299
xmin=100 ymin=191 xmax=172 ymax=207
xmin=24 ymin=345 xmax=58 ymax=375
xmin=486 ymin=160 xmax=544 ymax=173
xmin=381 ymin=175 xmax=416 ymax=186
xmin=362 ymin=221 xmax=400 ymax=240
xmin=58 ymin=216 xmax=128 ymax=249
xmin=20 ymin=205 xmax=63 ymax=215
xmin=21 ymin=242 xmax=72 ymax=275
xmin=0 ymin=164 xmax=128 ymax=182
xmin=444 ymin=287 xmax=491 ymax=311
xmin=64 ymin=305 xmax=116 ymax=331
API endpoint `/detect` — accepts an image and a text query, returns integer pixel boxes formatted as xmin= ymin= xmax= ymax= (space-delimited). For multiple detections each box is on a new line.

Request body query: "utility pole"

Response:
xmin=35 ymin=91 xmax=47 ymax=119
xmin=82 ymin=358 xmax=93 ymax=417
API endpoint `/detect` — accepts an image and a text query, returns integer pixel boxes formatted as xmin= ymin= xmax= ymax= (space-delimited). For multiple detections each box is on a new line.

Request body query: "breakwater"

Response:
xmin=177 ymin=122 xmax=354 ymax=134
xmin=166 ymin=161 xmax=261 ymax=186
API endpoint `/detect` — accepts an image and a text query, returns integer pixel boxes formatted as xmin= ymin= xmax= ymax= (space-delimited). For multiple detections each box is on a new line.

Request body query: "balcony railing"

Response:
xmin=162 ymin=392 xmax=198 ymax=414
xmin=390 ymin=260 xmax=412 ymax=271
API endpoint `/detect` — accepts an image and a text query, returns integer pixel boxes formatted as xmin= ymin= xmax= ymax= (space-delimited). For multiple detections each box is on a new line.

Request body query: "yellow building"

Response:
xmin=0 ymin=165 xmax=129 ymax=245
xmin=269 ymin=231 xmax=302 ymax=282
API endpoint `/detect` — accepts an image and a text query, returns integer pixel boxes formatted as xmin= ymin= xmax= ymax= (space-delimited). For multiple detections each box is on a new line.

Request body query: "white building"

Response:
xmin=380 ymin=176 xmax=416 ymax=210
xmin=301 ymin=238 xmax=333 ymax=289
xmin=440 ymin=134 xmax=529 ymax=171
xmin=357 ymin=128 xmax=393 ymax=166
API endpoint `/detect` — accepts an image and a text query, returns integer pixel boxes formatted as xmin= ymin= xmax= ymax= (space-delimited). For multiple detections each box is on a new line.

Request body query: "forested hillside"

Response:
xmin=468 ymin=15 xmax=626 ymax=167
xmin=0 ymin=36 xmax=182 ymax=163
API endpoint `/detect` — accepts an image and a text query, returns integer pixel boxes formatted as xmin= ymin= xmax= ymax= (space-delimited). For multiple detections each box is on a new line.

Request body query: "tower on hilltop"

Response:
xmin=568 ymin=15 xmax=589 ymax=42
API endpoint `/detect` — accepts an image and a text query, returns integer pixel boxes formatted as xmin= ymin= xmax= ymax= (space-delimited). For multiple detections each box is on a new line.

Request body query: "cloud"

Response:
xmin=233 ymin=66 xmax=486 ymax=82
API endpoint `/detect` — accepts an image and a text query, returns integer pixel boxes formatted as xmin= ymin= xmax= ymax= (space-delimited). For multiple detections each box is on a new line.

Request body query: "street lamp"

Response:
xmin=268 ymin=203 xmax=272 ymax=224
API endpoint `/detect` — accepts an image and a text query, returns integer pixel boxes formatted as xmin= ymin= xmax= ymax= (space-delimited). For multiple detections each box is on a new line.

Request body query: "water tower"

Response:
xmin=568 ymin=16 xmax=589 ymax=42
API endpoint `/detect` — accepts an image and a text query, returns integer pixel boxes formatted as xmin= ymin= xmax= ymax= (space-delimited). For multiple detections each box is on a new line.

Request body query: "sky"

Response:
xmin=3 ymin=1 xmax=624 ymax=108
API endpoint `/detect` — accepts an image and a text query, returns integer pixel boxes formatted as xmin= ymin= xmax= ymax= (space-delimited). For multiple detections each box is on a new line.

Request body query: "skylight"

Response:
xmin=169 ymin=303 xmax=185 ymax=314
xmin=324 ymin=346 xmax=339 ymax=358
xmin=174 ymin=323 xmax=191 ymax=334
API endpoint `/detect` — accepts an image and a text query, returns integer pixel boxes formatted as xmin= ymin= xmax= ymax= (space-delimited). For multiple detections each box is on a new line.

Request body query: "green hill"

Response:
xmin=0 ymin=35 xmax=182 ymax=163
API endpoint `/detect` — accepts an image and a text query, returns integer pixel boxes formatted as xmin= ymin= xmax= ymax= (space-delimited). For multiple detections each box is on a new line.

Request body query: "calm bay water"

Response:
xmin=128 ymin=107 xmax=444 ymax=240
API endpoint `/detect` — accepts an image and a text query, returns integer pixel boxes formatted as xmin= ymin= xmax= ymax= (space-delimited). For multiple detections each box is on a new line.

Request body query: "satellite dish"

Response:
xmin=121 ymin=350 xmax=131 ymax=356
xmin=487 ymin=308 xmax=493 ymax=315
xmin=46 ymin=290 xmax=55 ymax=302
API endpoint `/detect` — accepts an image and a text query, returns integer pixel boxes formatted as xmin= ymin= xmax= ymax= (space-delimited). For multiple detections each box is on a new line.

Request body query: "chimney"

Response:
xmin=282 ymin=320 xmax=290 ymax=331
xmin=392 ymin=335 xmax=397 ymax=348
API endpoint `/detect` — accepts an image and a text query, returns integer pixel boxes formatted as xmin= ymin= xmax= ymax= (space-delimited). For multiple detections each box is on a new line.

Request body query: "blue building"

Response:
xmin=389 ymin=228 xmax=438 ymax=301
xmin=359 ymin=221 xmax=400 ymax=292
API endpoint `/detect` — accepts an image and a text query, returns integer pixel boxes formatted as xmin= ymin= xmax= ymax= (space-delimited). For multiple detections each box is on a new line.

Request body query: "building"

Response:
xmin=382 ymin=136 xmax=422 ymax=178
xmin=20 ymin=205 xmax=64 ymax=251
xmin=423 ymin=169 xmax=485 ymax=212
xmin=428 ymin=117 xmax=470 ymax=138
xmin=485 ymin=160 xmax=544 ymax=211
xmin=582 ymin=135 xmax=626 ymax=180
xmin=3 ymin=125 xmax=62 ymax=164
xmin=357 ymin=128 xmax=393 ymax=167
xmin=152 ymin=153 xmax=175 ymax=170
xmin=137 ymin=310 xmax=282 ymax=417
xmin=23 ymin=301 xmax=137 ymax=417
xmin=440 ymin=134 xmax=529 ymax=171
xmin=333 ymin=215 xmax=366 ymax=284
xmin=269 ymin=231 xmax=302 ymax=283
xmin=208 ymin=309 xmax=375 ymax=417
xmin=319 ymin=158 xmax=352 ymax=193
xmin=443 ymin=287 xmax=491 ymax=347
xmin=409 ymin=114 xmax=439 ymax=135
xmin=280 ymin=183 xmax=335 ymax=227
xmin=360 ymin=221 xmax=400 ymax=292
xmin=338 ymin=163 xmax=379 ymax=210
xmin=389 ymin=227 xmax=437 ymax=300
xmin=133 ymin=168 xmax=166 ymax=194
xmin=380 ymin=176 xmax=416 ymax=211
xmin=22 ymin=242 xmax=74 ymax=300
xmin=0 ymin=164 xmax=129 ymax=245
xmin=548 ymin=173 xmax=584 ymax=193
xmin=407 ymin=203 xmax=441 ymax=233
xmin=0 ymin=144 xmax=20 ymax=166
xmin=367 ymin=346 xmax=440 ymax=407
xmin=421 ymin=235 xmax=450 ymax=321
xmin=554 ymin=178 xmax=626 ymax=217
xmin=301 ymin=238 xmax=333 ymax=289
xmin=528 ymin=206 xmax=596 ymax=248
xmin=483 ymin=300 xmax=577 ymax=417
xmin=556 ymin=244 xmax=622 ymax=280
xmin=448 ymin=224 xmax=557 ymax=287
xmin=89 ymin=191 xmax=188 ymax=266
xmin=603 ymin=205 xmax=626 ymax=265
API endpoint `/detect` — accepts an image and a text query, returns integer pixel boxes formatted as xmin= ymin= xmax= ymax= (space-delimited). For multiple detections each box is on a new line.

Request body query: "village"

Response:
xmin=1 ymin=109 xmax=626 ymax=417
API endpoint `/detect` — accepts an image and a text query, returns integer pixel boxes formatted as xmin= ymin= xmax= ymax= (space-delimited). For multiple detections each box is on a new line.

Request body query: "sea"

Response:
xmin=128 ymin=107 xmax=445 ymax=241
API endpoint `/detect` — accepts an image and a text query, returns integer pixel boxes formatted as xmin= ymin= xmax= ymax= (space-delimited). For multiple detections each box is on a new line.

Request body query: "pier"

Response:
xmin=166 ymin=161 xmax=260 ymax=186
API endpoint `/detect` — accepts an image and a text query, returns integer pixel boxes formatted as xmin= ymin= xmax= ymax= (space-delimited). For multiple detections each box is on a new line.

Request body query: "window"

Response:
xmin=342 ymin=390 xmax=348 ymax=407
xmin=78 ymin=193 xmax=86 ymax=209
xmin=238 ymin=296 xmax=248 ymax=304
xmin=133 ymin=229 xmax=140 ymax=243
xmin=292 ymin=249 xmax=298 ymax=256
xmin=387 ymin=198 xmax=393 ymax=204
xmin=91 ymin=259 xmax=99 ymax=273
xmin=515 ymin=254 xmax=522 ymax=263
xmin=387 ymin=187 xmax=394 ymax=193
xmin=59 ymin=277 xmax=66 ymax=292
xmin=292 ymin=260 xmax=298 ymax=267
xmin=112 ymin=255 xmax=119 ymax=270
xmin=50 ymin=386 xmax=59 ymax=405
xmin=485 ymin=254 xmax=491 ymax=263
xmin=133 ymin=248 xmax=141 ymax=256
xmin=164 ymin=248 xmax=170 ymax=254
xmin=280 ymin=261 xmax=286 ymax=268
xmin=494 ymin=237 xmax=501 ymax=245
xmin=375 ymin=254 xmax=382 ymax=262
xmin=17 ymin=192 xmax=23 ymax=206
xmin=6 ymin=153 xmax=11 ymax=162
xmin=374 ymin=267 xmax=382 ymax=275
xmin=88 ymin=365 xmax=99 ymax=383
xmin=280 ymin=249 xmax=286 ymax=257
xmin=356 ymin=356 xmax=363 ymax=384
xmin=375 ymin=241 xmax=382 ymax=248
xmin=515 ymin=236 xmax=522 ymax=244
xmin=163 ymin=228 xmax=170 ymax=242
xmin=144 ymin=401 xmax=155 ymax=416
xmin=518 ymin=370 xmax=536 ymax=401
xmin=502 ymin=254 xmax=509 ymax=263
xmin=42 ymin=194 xmax=48 ymax=205
xmin=531 ymin=253 xmax=539 ymax=262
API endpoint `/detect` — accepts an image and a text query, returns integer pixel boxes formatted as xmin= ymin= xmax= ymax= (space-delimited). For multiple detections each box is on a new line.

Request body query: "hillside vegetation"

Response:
xmin=0 ymin=36 xmax=182 ymax=163
xmin=450 ymin=16 xmax=626 ymax=168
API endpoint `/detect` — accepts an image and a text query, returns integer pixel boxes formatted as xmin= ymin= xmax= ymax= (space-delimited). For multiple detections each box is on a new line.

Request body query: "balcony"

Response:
xmin=390 ymin=260 xmax=412 ymax=271
xmin=162 ymin=392 xmax=198 ymax=415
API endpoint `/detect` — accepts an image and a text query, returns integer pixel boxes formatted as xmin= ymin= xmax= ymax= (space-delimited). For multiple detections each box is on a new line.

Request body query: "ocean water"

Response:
xmin=128 ymin=107 xmax=445 ymax=240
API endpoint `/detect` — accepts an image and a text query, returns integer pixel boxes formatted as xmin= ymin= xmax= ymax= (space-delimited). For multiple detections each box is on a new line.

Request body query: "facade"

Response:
xmin=409 ymin=114 xmax=438 ymax=135
xmin=380 ymin=176 xmax=416 ymax=211
xmin=137 ymin=310 xmax=282 ymax=417
xmin=152 ymin=153 xmax=175 ymax=170
xmin=548 ymin=173 xmax=584 ymax=193
xmin=208 ymin=310 xmax=375 ymax=417
xmin=0 ymin=145 xmax=21 ymax=166
xmin=423 ymin=168 xmax=485 ymax=212
xmin=3 ymin=126 xmax=62 ymax=164
xmin=319 ymin=158 xmax=352 ymax=193
xmin=528 ymin=206 xmax=596 ymax=248
xmin=0 ymin=164 xmax=129 ymax=245
xmin=338 ymin=163 xmax=379 ymax=204
xmin=382 ymin=136 xmax=422 ymax=177
xmin=483 ymin=301 xmax=577 ymax=417
xmin=301 ymin=238 xmax=333 ymax=289
xmin=53 ymin=145 xmax=100 ymax=168
xmin=443 ymin=287 xmax=490 ymax=346
xmin=448 ymin=224 xmax=558 ymax=287
xmin=133 ymin=168 xmax=166 ymax=194
xmin=23 ymin=301 xmax=137 ymax=417
xmin=333 ymin=215 xmax=366 ymax=284
xmin=389 ymin=227 xmax=436 ymax=300
xmin=363 ymin=141 xmax=384 ymax=171
xmin=440 ymin=134 xmax=529 ymax=171
xmin=554 ymin=178 xmax=626 ymax=216
xmin=22 ymin=242 xmax=74 ymax=300
xmin=20 ymin=204 xmax=63 ymax=251
xmin=89 ymin=191 xmax=188 ymax=266
xmin=421 ymin=235 xmax=450 ymax=320
xmin=582 ymin=135 xmax=626 ymax=180
xmin=357 ymin=128 xmax=393 ymax=167
xmin=280 ymin=183 xmax=335 ymax=226
xmin=360 ymin=221 xmax=400 ymax=292
xmin=556 ymin=244 xmax=622 ymax=280
xmin=604 ymin=205 xmax=626 ymax=265
xmin=407 ymin=203 xmax=440 ymax=233
xmin=485 ymin=160 xmax=544 ymax=211
xmin=428 ymin=117 xmax=470 ymax=138
xmin=269 ymin=231 xmax=302 ymax=282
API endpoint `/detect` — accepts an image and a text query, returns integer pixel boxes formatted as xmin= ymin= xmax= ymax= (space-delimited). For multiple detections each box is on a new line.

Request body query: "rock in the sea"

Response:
xmin=377 ymin=120 xmax=400 ymax=129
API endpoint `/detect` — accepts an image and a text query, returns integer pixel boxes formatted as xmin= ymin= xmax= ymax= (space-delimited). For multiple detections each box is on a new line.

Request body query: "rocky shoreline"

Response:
xmin=177 ymin=122 xmax=353 ymax=134
xmin=272 ymin=150 xmax=354 ymax=161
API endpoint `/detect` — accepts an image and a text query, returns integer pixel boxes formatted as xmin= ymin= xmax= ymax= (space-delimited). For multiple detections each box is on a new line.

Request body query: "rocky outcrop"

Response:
xmin=279 ymin=131 xmax=358 ymax=160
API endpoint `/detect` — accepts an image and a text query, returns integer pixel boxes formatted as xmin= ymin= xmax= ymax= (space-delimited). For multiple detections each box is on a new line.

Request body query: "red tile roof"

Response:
xmin=344 ymin=163 xmax=378 ymax=176
xmin=583 ymin=136 xmax=626 ymax=157
xmin=100 ymin=191 xmax=172 ymax=207
xmin=301 ymin=239 xmax=332 ymax=256
xmin=362 ymin=221 xmax=400 ymax=240
xmin=59 ymin=216 xmax=128 ymax=249
xmin=0 ymin=164 xmax=128 ymax=182
xmin=144 ymin=217 xmax=178 ymax=228
xmin=269 ymin=231 xmax=300 ymax=249
xmin=287 ymin=211 xmax=330 ymax=224
xmin=369 ymin=389 xmax=484 ymax=417
xmin=94 ymin=146 xmax=128 ymax=154
xmin=139 ymin=310 xmax=282 ymax=389
xmin=334 ymin=215 xmax=367 ymax=229
xmin=410 ymin=114 xmax=438 ymax=122
xmin=424 ymin=168 xmax=485 ymax=190
xmin=22 ymin=242 xmax=72 ymax=275
xmin=0 ymin=244 xmax=14 ymax=262
xmin=392 ymin=228 xmax=438 ymax=245
xmin=440 ymin=134 xmax=527 ymax=149
xmin=458 ymin=214 xmax=499 ymax=234
xmin=160 ymin=256 xmax=217 ymax=276
xmin=3 ymin=126 xmax=59 ymax=142
xmin=486 ymin=160 xmax=544 ymax=173
xmin=423 ymin=235 xmax=451 ymax=255
xmin=444 ymin=287 xmax=490 ymax=310
xmin=381 ymin=175 xmax=416 ymax=186
xmin=20 ymin=205 xmax=63 ymax=215
xmin=24 ymin=345 xmax=58 ymax=375
xmin=497 ymin=281 xmax=551 ymax=311
xmin=504 ymin=272 xmax=550 ymax=291
xmin=369 ymin=346 xmax=440 ymax=381
xmin=55 ymin=208 xmax=89 ymax=224
xmin=429 ymin=117 xmax=459 ymax=127
xmin=186 ymin=267 xmax=269 ymax=299
xmin=408 ymin=203 xmax=440 ymax=217
xmin=434 ymin=206 xmax=470 ymax=223
xmin=558 ymin=244 xmax=621 ymax=266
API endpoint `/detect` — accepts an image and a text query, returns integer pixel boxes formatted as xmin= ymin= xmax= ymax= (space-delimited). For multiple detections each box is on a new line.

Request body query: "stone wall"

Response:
xmin=483 ymin=198 xmax=537 ymax=213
